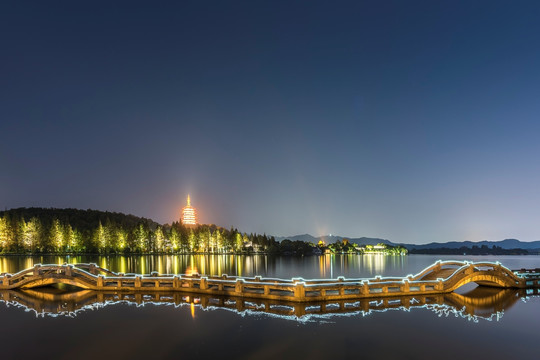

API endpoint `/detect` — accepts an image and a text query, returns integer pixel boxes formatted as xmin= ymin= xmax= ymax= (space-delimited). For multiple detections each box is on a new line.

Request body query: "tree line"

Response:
xmin=0 ymin=208 xmax=277 ymax=254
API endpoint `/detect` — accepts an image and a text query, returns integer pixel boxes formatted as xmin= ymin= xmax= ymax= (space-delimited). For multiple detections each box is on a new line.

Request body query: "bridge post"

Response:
xmin=33 ymin=264 xmax=41 ymax=276
xmin=97 ymin=275 xmax=104 ymax=288
xmin=2 ymin=275 xmax=10 ymax=286
xmin=401 ymin=280 xmax=410 ymax=293
xmin=200 ymin=277 xmax=208 ymax=290
xmin=264 ymin=285 xmax=270 ymax=295
xmin=235 ymin=279 xmax=244 ymax=294
xmin=65 ymin=265 xmax=72 ymax=277
xmin=173 ymin=275 xmax=180 ymax=289
xmin=294 ymin=282 xmax=306 ymax=300
xmin=361 ymin=281 xmax=370 ymax=295
xmin=135 ymin=276 xmax=142 ymax=288
xmin=436 ymin=279 xmax=444 ymax=291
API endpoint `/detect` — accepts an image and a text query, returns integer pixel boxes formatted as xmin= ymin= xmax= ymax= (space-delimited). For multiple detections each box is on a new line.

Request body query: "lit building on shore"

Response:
xmin=181 ymin=195 xmax=198 ymax=226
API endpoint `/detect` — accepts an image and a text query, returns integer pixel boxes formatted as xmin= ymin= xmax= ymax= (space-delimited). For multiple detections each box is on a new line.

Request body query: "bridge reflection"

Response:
xmin=1 ymin=286 xmax=536 ymax=322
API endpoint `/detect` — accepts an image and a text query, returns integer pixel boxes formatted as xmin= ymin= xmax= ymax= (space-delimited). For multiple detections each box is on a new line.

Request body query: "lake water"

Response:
xmin=1 ymin=254 xmax=539 ymax=359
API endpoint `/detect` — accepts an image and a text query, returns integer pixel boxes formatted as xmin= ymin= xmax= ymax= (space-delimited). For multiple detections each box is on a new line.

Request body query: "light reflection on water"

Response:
xmin=1 ymin=254 xmax=540 ymax=279
xmin=0 ymin=286 xmax=534 ymax=323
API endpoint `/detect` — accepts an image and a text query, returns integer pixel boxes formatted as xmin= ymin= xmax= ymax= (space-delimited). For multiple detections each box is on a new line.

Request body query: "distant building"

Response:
xmin=181 ymin=195 xmax=198 ymax=226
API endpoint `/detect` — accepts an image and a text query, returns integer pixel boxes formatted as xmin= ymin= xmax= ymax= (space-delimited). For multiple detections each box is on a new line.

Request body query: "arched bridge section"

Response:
xmin=0 ymin=261 xmax=538 ymax=302
xmin=409 ymin=261 xmax=524 ymax=291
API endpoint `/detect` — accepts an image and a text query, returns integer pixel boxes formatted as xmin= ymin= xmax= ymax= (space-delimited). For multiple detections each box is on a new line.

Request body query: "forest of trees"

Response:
xmin=0 ymin=208 xmax=277 ymax=254
xmin=0 ymin=208 xmax=411 ymax=256
xmin=326 ymin=239 xmax=408 ymax=255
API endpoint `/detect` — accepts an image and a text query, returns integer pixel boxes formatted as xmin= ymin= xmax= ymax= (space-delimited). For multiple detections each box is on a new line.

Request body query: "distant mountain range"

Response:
xmin=275 ymin=234 xmax=540 ymax=252
xmin=404 ymin=239 xmax=540 ymax=251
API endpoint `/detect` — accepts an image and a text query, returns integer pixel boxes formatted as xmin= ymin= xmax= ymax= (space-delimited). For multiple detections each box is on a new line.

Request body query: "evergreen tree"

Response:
xmin=0 ymin=215 xmax=14 ymax=251
xmin=170 ymin=227 xmax=180 ymax=252
xmin=50 ymin=219 xmax=65 ymax=252
xmin=20 ymin=217 xmax=41 ymax=252
xmin=155 ymin=226 xmax=165 ymax=252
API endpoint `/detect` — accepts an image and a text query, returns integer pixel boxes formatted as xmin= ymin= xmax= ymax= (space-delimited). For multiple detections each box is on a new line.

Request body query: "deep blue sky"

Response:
xmin=2 ymin=1 xmax=540 ymax=243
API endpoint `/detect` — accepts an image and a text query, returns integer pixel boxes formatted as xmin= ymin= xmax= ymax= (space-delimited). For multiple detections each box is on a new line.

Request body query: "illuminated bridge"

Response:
xmin=0 ymin=261 xmax=539 ymax=302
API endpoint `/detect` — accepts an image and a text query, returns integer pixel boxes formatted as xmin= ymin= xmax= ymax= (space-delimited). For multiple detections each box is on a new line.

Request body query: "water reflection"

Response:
xmin=1 ymin=255 xmax=538 ymax=281
xmin=1 ymin=286 xmax=535 ymax=323
xmin=1 ymin=254 xmax=405 ymax=278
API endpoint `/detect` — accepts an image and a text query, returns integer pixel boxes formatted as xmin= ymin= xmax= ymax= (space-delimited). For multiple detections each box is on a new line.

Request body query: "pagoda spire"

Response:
xmin=187 ymin=194 xmax=191 ymax=207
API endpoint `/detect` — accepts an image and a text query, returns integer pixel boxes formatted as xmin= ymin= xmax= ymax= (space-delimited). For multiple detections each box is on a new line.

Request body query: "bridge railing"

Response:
xmin=0 ymin=262 xmax=537 ymax=301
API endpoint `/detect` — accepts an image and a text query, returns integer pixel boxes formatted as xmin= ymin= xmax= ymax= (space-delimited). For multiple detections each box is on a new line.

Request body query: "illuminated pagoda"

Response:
xmin=181 ymin=195 xmax=198 ymax=226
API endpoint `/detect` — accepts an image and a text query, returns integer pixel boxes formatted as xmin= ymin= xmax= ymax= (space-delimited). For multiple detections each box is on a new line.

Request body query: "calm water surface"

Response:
xmin=2 ymin=253 xmax=540 ymax=278
xmin=1 ymin=254 xmax=539 ymax=360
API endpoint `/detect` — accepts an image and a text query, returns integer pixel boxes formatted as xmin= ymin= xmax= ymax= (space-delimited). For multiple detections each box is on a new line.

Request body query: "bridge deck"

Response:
xmin=0 ymin=261 xmax=539 ymax=302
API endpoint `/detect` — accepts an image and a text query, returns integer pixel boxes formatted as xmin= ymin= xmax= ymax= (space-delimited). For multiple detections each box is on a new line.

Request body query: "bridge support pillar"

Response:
xmin=200 ymin=277 xmax=208 ymax=290
xmin=264 ymin=285 xmax=270 ymax=295
xmin=294 ymin=283 xmax=306 ymax=300
xmin=135 ymin=276 xmax=142 ymax=288
xmin=97 ymin=275 xmax=104 ymax=288
xmin=235 ymin=279 xmax=244 ymax=294
xmin=401 ymin=280 xmax=410 ymax=293
xmin=361 ymin=282 xmax=370 ymax=295
xmin=173 ymin=276 xmax=180 ymax=289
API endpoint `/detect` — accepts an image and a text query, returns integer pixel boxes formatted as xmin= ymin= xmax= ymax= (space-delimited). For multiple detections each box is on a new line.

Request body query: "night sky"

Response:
xmin=2 ymin=1 xmax=540 ymax=244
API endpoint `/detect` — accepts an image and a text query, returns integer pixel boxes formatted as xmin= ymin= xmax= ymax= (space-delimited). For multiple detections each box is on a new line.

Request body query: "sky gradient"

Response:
xmin=2 ymin=1 xmax=540 ymax=244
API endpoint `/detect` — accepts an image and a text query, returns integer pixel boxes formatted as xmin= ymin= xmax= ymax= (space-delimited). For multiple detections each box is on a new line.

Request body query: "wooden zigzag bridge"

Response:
xmin=1 ymin=261 xmax=539 ymax=302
